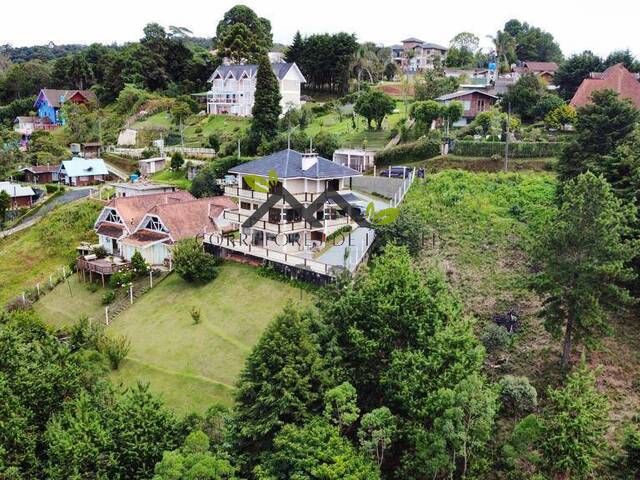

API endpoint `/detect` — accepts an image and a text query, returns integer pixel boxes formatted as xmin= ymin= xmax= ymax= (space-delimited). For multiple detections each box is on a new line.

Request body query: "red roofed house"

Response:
xmin=570 ymin=63 xmax=640 ymax=110
xmin=34 ymin=88 xmax=97 ymax=125
xmin=19 ymin=165 xmax=60 ymax=184
xmin=88 ymin=191 xmax=236 ymax=268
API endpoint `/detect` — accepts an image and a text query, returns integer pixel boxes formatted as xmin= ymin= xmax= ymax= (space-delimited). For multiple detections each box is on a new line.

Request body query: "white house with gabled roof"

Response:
xmin=206 ymin=62 xmax=306 ymax=116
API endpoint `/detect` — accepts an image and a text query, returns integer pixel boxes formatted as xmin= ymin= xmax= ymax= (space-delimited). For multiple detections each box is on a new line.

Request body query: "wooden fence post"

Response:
xmin=129 ymin=284 xmax=133 ymax=304
xmin=105 ymin=306 xmax=109 ymax=325
xmin=149 ymin=270 xmax=153 ymax=288
xmin=49 ymin=274 xmax=53 ymax=288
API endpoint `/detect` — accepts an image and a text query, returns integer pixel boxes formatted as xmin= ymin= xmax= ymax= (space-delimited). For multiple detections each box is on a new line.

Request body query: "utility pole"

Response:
xmin=504 ymin=102 xmax=511 ymax=172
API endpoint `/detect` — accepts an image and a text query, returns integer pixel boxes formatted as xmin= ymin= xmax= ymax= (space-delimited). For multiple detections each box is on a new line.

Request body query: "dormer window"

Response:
xmin=106 ymin=209 xmax=122 ymax=223
xmin=144 ymin=215 xmax=168 ymax=232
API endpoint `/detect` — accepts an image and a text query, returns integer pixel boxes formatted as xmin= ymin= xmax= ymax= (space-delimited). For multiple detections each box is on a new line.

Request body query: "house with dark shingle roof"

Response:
xmin=34 ymin=88 xmax=97 ymax=125
xmin=436 ymin=90 xmax=498 ymax=125
xmin=206 ymin=62 xmax=305 ymax=116
xmin=570 ymin=63 xmax=640 ymax=110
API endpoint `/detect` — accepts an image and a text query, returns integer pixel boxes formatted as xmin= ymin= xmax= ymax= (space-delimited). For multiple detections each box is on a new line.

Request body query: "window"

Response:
xmin=144 ymin=216 xmax=167 ymax=232
xmin=477 ymin=99 xmax=486 ymax=111
xmin=240 ymin=201 xmax=251 ymax=210
xmin=463 ymin=100 xmax=471 ymax=111
xmin=106 ymin=209 xmax=122 ymax=223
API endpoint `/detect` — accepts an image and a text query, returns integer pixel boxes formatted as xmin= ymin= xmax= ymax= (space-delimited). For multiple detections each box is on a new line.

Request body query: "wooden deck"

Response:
xmin=77 ymin=256 xmax=130 ymax=286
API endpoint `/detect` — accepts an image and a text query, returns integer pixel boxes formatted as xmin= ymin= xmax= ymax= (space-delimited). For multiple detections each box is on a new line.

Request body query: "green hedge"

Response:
xmin=376 ymin=139 xmax=440 ymax=166
xmin=451 ymin=141 xmax=564 ymax=158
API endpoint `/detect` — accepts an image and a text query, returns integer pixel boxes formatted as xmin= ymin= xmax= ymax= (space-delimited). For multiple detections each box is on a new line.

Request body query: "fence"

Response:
xmin=389 ymin=169 xmax=416 ymax=207
xmin=165 ymin=146 xmax=217 ymax=158
xmin=450 ymin=140 xmax=564 ymax=158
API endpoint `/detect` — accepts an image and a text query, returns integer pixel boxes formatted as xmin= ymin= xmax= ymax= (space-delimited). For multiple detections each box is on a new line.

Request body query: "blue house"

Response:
xmin=34 ymin=89 xmax=97 ymax=125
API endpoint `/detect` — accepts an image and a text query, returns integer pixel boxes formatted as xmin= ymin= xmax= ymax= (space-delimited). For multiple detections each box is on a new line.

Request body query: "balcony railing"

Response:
xmin=224 ymin=210 xmax=350 ymax=233
xmin=224 ymin=186 xmax=328 ymax=204
xmin=77 ymin=256 xmax=130 ymax=275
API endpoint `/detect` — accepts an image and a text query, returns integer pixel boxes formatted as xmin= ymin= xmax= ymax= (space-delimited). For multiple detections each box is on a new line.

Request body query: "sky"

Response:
xmin=1 ymin=0 xmax=639 ymax=58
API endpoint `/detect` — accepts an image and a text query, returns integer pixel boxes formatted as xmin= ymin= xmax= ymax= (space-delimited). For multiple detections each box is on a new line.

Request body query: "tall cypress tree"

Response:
xmin=248 ymin=54 xmax=281 ymax=152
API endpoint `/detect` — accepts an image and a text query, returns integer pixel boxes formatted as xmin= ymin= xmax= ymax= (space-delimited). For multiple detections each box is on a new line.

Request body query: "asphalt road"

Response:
xmin=0 ymin=188 xmax=90 ymax=239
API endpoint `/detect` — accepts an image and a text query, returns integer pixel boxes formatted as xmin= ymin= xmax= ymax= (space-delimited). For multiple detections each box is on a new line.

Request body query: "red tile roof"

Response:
xmin=523 ymin=61 xmax=559 ymax=73
xmin=121 ymin=229 xmax=170 ymax=246
xmin=145 ymin=196 xmax=237 ymax=241
xmin=570 ymin=63 xmax=640 ymax=109
xmin=21 ymin=164 xmax=59 ymax=174
xmin=96 ymin=222 xmax=125 ymax=238
xmin=105 ymin=191 xmax=196 ymax=232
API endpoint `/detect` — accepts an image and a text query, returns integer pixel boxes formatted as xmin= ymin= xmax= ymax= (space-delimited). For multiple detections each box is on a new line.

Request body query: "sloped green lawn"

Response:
xmin=37 ymin=262 xmax=314 ymax=414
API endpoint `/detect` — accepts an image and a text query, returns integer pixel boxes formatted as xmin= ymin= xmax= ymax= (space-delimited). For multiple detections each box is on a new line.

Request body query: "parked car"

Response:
xmin=379 ymin=166 xmax=411 ymax=178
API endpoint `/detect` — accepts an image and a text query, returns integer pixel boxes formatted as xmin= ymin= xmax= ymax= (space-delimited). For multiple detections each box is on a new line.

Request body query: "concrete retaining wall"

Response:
xmin=351 ymin=176 xmax=403 ymax=199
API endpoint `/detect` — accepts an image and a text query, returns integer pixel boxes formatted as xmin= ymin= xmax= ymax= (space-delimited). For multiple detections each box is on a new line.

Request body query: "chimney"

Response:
xmin=301 ymin=150 xmax=318 ymax=171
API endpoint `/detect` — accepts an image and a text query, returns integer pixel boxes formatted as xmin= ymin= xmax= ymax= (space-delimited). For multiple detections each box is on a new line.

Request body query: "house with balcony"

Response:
xmin=390 ymin=38 xmax=448 ymax=73
xmin=82 ymin=191 xmax=235 ymax=282
xmin=436 ymin=90 xmax=498 ymax=126
xmin=205 ymin=149 xmax=399 ymax=282
xmin=206 ymin=62 xmax=305 ymax=116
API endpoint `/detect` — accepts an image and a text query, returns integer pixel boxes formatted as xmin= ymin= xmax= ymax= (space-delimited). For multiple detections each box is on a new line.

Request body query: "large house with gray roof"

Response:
xmin=205 ymin=148 xmax=392 ymax=282
xmin=206 ymin=62 xmax=306 ymax=116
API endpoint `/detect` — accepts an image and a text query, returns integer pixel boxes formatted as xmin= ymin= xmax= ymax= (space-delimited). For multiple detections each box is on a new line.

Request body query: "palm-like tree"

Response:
xmin=486 ymin=31 xmax=516 ymax=72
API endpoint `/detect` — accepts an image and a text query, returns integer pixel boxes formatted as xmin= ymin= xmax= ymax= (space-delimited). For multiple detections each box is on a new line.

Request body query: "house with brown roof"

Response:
xmin=90 ymin=191 xmax=236 ymax=266
xmin=19 ymin=164 xmax=59 ymax=184
xmin=570 ymin=63 xmax=640 ymax=110
xmin=512 ymin=61 xmax=559 ymax=87
xmin=34 ymin=88 xmax=97 ymax=125
xmin=390 ymin=38 xmax=448 ymax=72
xmin=436 ymin=90 xmax=498 ymax=125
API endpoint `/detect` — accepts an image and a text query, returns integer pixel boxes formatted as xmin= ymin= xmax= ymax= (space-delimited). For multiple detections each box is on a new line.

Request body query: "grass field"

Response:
xmin=304 ymin=100 xmax=407 ymax=150
xmin=36 ymin=262 xmax=314 ymax=414
xmin=0 ymin=200 xmax=102 ymax=306
xmin=150 ymin=168 xmax=193 ymax=190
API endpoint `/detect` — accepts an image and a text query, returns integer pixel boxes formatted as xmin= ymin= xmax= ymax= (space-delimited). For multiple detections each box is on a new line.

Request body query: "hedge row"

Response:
xmin=451 ymin=141 xmax=564 ymax=158
xmin=376 ymin=139 xmax=440 ymax=166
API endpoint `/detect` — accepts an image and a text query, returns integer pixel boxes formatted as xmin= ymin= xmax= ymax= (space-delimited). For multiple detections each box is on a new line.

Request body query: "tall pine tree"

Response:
xmin=285 ymin=31 xmax=304 ymax=64
xmin=248 ymin=54 xmax=281 ymax=152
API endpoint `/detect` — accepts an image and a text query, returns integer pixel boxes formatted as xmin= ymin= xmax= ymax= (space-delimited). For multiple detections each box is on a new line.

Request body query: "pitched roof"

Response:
xmin=104 ymin=190 xmax=195 ymax=231
xmin=402 ymin=37 xmax=424 ymax=43
xmin=436 ymin=90 xmax=498 ymax=101
xmin=121 ymin=229 xmax=170 ymax=246
xmin=420 ymin=42 xmax=448 ymax=51
xmin=523 ymin=61 xmax=559 ymax=72
xmin=15 ymin=116 xmax=52 ymax=125
xmin=60 ymin=157 xmax=109 ymax=177
xmin=229 ymin=149 xmax=362 ymax=179
xmin=37 ymin=89 xmax=97 ymax=108
xmin=144 ymin=196 xmax=237 ymax=241
xmin=570 ymin=63 xmax=640 ymax=109
xmin=96 ymin=222 xmax=125 ymax=238
xmin=0 ymin=181 xmax=35 ymax=198
xmin=208 ymin=62 xmax=303 ymax=83
xmin=20 ymin=164 xmax=59 ymax=174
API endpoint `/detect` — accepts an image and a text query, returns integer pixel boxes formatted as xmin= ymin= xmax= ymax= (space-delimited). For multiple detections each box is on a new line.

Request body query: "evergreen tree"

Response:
xmin=557 ymin=90 xmax=639 ymax=181
xmin=151 ymin=430 xmax=237 ymax=480
xmin=532 ymin=172 xmax=637 ymax=366
xmin=255 ymin=418 xmax=380 ymax=480
xmin=554 ymin=51 xmax=604 ymax=100
xmin=541 ymin=361 xmax=610 ymax=478
xmin=232 ymin=306 xmax=326 ymax=474
xmin=249 ymin=54 xmax=282 ymax=152
xmin=285 ymin=31 xmax=305 ymax=64
xmin=216 ymin=5 xmax=272 ymax=63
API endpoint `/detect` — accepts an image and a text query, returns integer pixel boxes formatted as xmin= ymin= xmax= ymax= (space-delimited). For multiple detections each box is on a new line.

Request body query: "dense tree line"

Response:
xmin=285 ymin=31 xmax=359 ymax=95
xmin=0 ymin=43 xmax=86 ymax=63
xmin=0 ymin=24 xmax=214 ymax=105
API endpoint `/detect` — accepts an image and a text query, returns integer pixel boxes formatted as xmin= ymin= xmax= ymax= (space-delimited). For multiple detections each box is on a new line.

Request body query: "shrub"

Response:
xmin=93 ymin=245 xmax=107 ymax=259
xmin=172 ymin=238 xmax=219 ymax=283
xmin=45 ymin=184 xmax=59 ymax=194
xmin=130 ymin=251 xmax=149 ymax=277
xmin=622 ymin=422 xmax=640 ymax=475
xmin=101 ymin=290 xmax=116 ymax=305
xmin=99 ymin=335 xmax=131 ymax=370
xmin=499 ymin=375 xmax=538 ymax=416
xmin=451 ymin=140 xmax=563 ymax=158
xmin=191 ymin=307 xmax=201 ymax=324
xmin=208 ymin=133 xmax=221 ymax=151
xmin=481 ymin=322 xmax=511 ymax=352
xmin=109 ymin=270 xmax=133 ymax=289
xmin=171 ymin=151 xmax=185 ymax=171
xmin=375 ymin=138 xmax=440 ymax=166
xmin=86 ymin=282 xmax=100 ymax=293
